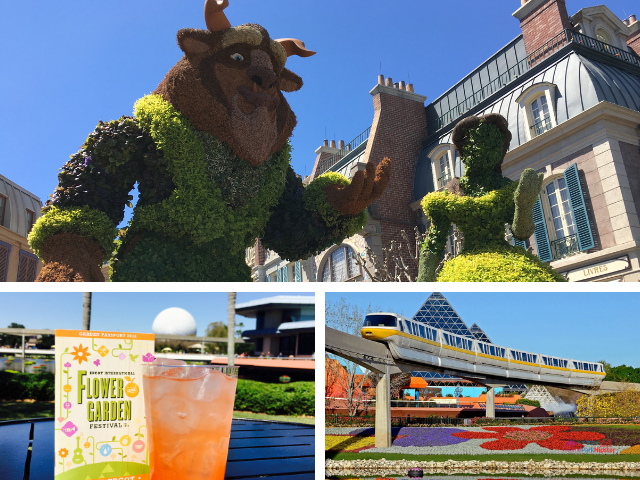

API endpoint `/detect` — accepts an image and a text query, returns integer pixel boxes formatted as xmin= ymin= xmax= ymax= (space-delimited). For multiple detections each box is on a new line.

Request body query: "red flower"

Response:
xmin=452 ymin=426 xmax=605 ymax=451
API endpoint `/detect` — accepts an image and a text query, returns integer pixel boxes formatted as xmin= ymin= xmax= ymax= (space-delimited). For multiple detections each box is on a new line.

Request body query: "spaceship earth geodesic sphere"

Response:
xmin=152 ymin=307 xmax=197 ymax=336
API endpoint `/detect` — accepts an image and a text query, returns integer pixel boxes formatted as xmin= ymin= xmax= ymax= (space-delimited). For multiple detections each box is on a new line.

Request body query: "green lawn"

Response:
xmin=327 ymin=452 xmax=640 ymax=462
xmin=0 ymin=401 xmax=54 ymax=421
xmin=234 ymin=411 xmax=314 ymax=424
xmin=0 ymin=401 xmax=313 ymax=424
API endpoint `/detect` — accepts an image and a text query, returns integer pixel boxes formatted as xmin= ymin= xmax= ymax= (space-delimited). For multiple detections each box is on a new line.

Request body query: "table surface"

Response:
xmin=0 ymin=417 xmax=315 ymax=480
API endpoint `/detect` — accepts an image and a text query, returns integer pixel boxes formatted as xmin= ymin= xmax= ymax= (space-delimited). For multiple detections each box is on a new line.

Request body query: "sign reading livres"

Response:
xmin=563 ymin=256 xmax=630 ymax=282
xmin=55 ymin=329 xmax=154 ymax=480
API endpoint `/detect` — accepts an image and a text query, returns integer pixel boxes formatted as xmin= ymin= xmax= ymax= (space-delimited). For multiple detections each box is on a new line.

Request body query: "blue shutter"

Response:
xmin=282 ymin=265 xmax=289 ymax=282
xmin=295 ymin=261 xmax=302 ymax=282
xmin=532 ymin=196 xmax=553 ymax=262
xmin=265 ymin=274 xmax=271 ymax=282
xmin=0 ymin=240 xmax=11 ymax=282
xmin=276 ymin=268 xmax=282 ymax=282
xmin=564 ymin=163 xmax=595 ymax=251
xmin=513 ymin=238 xmax=527 ymax=249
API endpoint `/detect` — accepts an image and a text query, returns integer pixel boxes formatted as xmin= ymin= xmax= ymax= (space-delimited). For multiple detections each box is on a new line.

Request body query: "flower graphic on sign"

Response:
xmin=64 ymin=362 xmax=72 ymax=368
xmin=118 ymin=352 xmax=126 ymax=361
xmin=132 ymin=439 xmax=145 ymax=453
xmin=93 ymin=359 xmax=101 ymax=367
xmin=59 ymin=448 xmax=69 ymax=458
xmin=99 ymin=444 xmax=112 ymax=457
xmin=63 ymin=402 xmax=72 ymax=410
xmin=452 ymin=426 xmax=605 ymax=450
xmin=71 ymin=344 xmax=91 ymax=364
xmin=142 ymin=353 xmax=155 ymax=363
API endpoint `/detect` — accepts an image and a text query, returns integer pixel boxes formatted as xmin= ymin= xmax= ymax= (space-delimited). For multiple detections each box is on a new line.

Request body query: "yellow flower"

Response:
xmin=72 ymin=344 xmax=91 ymax=364
xmin=326 ymin=435 xmax=375 ymax=452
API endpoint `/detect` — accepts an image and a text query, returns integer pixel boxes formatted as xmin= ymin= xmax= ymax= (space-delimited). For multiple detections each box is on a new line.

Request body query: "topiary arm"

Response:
xmin=29 ymin=117 xmax=157 ymax=281
xmin=261 ymin=166 xmax=367 ymax=261
xmin=512 ymin=168 xmax=544 ymax=240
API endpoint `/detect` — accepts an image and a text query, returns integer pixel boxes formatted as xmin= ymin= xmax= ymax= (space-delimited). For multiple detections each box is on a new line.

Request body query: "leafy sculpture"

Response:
xmin=28 ymin=0 xmax=391 ymax=282
xmin=417 ymin=113 xmax=565 ymax=282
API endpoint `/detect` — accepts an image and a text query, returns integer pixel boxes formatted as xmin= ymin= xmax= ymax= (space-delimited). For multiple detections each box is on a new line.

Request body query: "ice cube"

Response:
xmin=185 ymin=368 xmax=227 ymax=402
xmin=152 ymin=395 xmax=200 ymax=433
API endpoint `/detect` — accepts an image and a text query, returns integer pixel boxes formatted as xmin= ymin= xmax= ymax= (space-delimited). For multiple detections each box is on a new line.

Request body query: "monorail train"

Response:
xmin=361 ymin=312 xmax=604 ymax=387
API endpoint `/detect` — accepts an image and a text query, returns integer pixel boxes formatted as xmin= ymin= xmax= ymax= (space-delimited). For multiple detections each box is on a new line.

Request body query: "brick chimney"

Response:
xmin=514 ymin=0 xmax=572 ymax=56
xmin=362 ymin=76 xmax=427 ymax=277
xmin=627 ymin=15 xmax=640 ymax=56
xmin=309 ymin=139 xmax=339 ymax=179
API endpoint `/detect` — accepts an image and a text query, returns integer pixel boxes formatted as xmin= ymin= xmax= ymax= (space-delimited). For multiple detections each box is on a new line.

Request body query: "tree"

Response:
xmin=205 ymin=322 xmax=228 ymax=337
xmin=82 ymin=292 xmax=92 ymax=330
xmin=0 ymin=323 xmax=26 ymax=348
xmin=597 ymin=359 xmax=612 ymax=376
xmin=325 ymin=298 xmax=382 ymax=417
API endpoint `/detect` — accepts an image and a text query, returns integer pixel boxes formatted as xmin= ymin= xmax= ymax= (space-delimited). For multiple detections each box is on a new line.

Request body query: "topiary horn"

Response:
xmin=204 ymin=0 xmax=231 ymax=32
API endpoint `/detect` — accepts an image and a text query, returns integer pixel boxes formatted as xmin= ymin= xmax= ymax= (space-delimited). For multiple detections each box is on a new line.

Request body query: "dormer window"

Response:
xmin=516 ymin=82 xmax=558 ymax=141
xmin=596 ymin=28 xmax=613 ymax=45
xmin=0 ymin=194 xmax=6 ymax=227
xmin=430 ymin=145 xmax=460 ymax=190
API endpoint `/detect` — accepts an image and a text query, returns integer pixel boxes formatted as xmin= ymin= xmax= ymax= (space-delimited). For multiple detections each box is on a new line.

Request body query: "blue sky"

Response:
xmin=325 ymin=292 xmax=640 ymax=368
xmin=0 ymin=292 xmax=314 ymax=334
xmin=2 ymin=0 xmax=637 ymax=226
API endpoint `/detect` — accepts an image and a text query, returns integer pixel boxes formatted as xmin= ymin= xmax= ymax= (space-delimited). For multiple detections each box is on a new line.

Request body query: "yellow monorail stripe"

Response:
xmin=572 ymin=369 xmax=606 ymax=376
xmin=443 ymin=344 xmax=474 ymax=355
xmin=477 ymin=352 xmax=507 ymax=362
xmin=510 ymin=359 xmax=539 ymax=367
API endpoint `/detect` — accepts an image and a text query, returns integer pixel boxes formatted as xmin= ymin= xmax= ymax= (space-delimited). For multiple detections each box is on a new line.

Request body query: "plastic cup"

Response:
xmin=142 ymin=364 xmax=239 ymax=480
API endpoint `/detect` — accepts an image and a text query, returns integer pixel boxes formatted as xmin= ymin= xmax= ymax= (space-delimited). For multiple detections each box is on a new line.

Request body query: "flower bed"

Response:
xmin=326 ymin=425 xmax=640 ymax=455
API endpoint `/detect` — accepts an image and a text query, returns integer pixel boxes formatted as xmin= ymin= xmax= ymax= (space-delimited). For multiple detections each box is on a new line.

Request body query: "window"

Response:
xmin=17 ymin=250 xmax=38 ymax=282
xmin=530 ymin=96 xmax=552 ymax=137
xmin=321 ymin=245 xmax=362 ymax=282
xmin=26 ymin=209 xmax=35 ymax=234
xmin=297 ymin=332 xmax=314 ymax=355
xmin=532 ymin=164 xmax=595 ymax=262
xmin=516 ymin=83 xmax=557 ymax=141
xmin=294 ymin=261 xmax=302 ymax=282
xmin=437 ymin=152 xmax=452 ymax=188
xmin=0 ymin=194 xmax=7 ymax=227
xmin=596 ymin=28 xmax=612 ymax=45
xmin=363 ymin=315 xmax=397 ymax=327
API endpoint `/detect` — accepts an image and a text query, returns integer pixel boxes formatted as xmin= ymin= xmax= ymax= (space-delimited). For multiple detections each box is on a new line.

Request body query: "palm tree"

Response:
xmin=82 ymin=293 xmax=92 ymax=330
xmin=227 ymin=292 xmax=236 ymax=366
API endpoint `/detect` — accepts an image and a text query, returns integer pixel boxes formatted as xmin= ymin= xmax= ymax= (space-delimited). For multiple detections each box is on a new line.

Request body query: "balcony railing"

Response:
xmin=551 ymin=233 xmax=580 ymax=260
xmin=428 ymin=29 xmax=640 ymax=134
xmin=530 ymin=114 xmax=552 ymax=137
xmin=316 ymin=126 xmax=371 ymax=176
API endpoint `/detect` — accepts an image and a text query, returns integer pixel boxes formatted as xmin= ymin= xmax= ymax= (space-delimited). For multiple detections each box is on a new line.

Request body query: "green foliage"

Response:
xmin=28 ymin=206 xmax=117 ymax=261
xmin=0 ymin=371 xmax=55 ymax=401
xmin=131 ymin=95 xmax=289 ymax=252
xmin=515 ymin=398 xmax=541 ymax=408
xmin=234 ymin=380 xmax=314 ymax=416
xmin=263 ymin=168 xmax=366 ymax=261
xmin=421 ymin=184 xmax=518 ymax=252
xmin=0 ymin=323 xmax=25 ymax=347
xmin=606 ymin=365 xmax=640 ymax=383
xmin=436 ymin=245 xmax=567 ymax=282
xmin=205 ymin=321 xmax=228 ymax=338
xmin=458 ymin=122 xmax=511 ymax=197
xmin=512 ymin=168 xmax=545 ymax=240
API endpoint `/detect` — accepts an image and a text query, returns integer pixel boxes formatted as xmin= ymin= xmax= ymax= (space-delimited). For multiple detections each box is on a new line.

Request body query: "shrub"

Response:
xmin=515 ymin=398 xmax=541 ymax=408
xmin=234 ymin=380 xmax=314 ymax=416
xmin=0 ymin=371 xmax=55 ymax=401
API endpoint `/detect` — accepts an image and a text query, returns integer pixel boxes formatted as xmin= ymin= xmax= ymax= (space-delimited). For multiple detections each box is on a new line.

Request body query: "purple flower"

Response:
xmin=393 ymin=428 xmax=470 ymax=447
xmin=142 ymin=353 xmax=155 ymax=363
xmin=93 ymin=359 xmax=101 ymax=367
xmin=64 ymin=362 xmax=72 ymax=368
xmin=118 ymin=353 xmax=126 ymax=360
xmin=84 ymin=156 xmax=93 ymax=166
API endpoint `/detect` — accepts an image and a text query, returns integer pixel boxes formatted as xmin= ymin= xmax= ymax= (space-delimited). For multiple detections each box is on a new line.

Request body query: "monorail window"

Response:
xmin=363 ymin=315 xmax=397 ymax=327
xmin=419 ymin=325 xmax=426 ymax=338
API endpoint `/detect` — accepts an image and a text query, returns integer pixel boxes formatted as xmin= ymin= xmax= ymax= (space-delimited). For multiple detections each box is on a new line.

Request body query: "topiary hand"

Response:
xmin=324 ymin=157 xmax=391 ymax=216
xmin=36 ymin=233 xmax=106 ymax=282
xmin=512 ymin=168 xmax=544 ymax=240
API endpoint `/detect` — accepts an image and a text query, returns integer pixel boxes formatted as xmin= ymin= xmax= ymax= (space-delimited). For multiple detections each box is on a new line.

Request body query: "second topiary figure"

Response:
xmin=418 ymin=113 xmax=565 ymax=282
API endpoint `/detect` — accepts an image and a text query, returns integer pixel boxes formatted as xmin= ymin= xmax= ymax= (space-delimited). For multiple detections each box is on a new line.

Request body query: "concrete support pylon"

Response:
xmin=375 ymin=366 xmax=391 ymax=447
xmin=485 ymin=385 xmax=495 ymax=419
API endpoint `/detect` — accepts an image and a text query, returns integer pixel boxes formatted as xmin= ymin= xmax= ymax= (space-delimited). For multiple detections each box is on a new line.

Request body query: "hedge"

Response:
xmin=0 ymin=372 xmax=314 ymax=416
xmin=0 ymin=371 xmax=55 ymax=402
xmin=515 ymin=398 xmax=541 ymax=408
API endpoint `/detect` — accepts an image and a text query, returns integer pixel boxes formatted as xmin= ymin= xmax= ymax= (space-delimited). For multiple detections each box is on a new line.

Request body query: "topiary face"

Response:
xmin=460 ymin=121 xmax=505 ymax=174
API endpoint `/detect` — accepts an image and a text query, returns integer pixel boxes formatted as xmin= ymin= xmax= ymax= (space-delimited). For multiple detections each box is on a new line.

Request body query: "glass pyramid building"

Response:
xmin=469 ymin=323 xmax=492 ymax=343
xmin=412 ymin=292 xmax=475 ymax=338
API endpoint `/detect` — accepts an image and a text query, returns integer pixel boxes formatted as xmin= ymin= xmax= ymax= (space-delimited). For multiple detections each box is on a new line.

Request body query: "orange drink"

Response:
xmin=142 ymin=362 xmax=239 ymax=480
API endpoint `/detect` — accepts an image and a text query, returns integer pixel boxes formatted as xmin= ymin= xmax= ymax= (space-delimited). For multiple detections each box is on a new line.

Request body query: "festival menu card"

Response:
xmin=54 ymin=330 xmax=155 ymax=480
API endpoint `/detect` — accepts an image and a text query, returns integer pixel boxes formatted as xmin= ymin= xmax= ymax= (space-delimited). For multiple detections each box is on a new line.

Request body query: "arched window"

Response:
xmin=596 ymin=28 xmax=612 ymax=45
xmin=516 ymin=83 xmax=557 ymax=141
xmin=321 ymin=245 xmax=362 ymax=282
xmin=530 ymin=95 xmax=552 ymax=137
xmin=430 ymin=145 xmax=460 ymax=190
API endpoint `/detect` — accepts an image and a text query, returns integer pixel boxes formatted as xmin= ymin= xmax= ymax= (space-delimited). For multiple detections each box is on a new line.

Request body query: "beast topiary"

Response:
xmin=418 ymin=113 xmax=565 ymax=282
xmin=28 ymin=1 xmax=391 ymax=282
